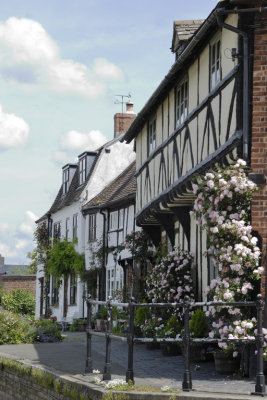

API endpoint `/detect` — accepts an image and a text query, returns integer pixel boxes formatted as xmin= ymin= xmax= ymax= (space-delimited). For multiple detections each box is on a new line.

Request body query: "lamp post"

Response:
xmin=113 ymin=249 xmax=118 ymax=297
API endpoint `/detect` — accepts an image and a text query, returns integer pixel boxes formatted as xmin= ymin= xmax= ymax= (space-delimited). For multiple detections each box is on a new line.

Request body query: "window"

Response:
xmin=118 ymin=209 xmax=124 ymax=230
xmin=51 ymin=276 xmax=59 ymax=305
xmin=69 ymin=272 xmax=77 ymax=305
xmin=53 ymin=222 xmax=61 ymax=241
xmin=148 ymin=117 xmax=156 ymax=155
xmin=88 ymin=214 xmax=96 ymax=242
xmin=63 ymin=168 xmax=69 ymax=194
xmin=65 ymin=218 xmax=70 ymax=240
xmin=176 ymin=79 xmax=188 ymax=128
xmin=109 ymin=211 xmax=118 ymax=231
xmin=79 ymin=156 xmax=86 ymax=185
xmin=210 ymin=38 xmax=221 ymax=89
xmin=73 ymin=214 xmax=78 ymax=240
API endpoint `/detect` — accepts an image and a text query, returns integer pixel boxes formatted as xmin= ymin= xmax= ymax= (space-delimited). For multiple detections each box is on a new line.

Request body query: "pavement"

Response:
xmin=0 ymin=332 xmax=264 ymax=399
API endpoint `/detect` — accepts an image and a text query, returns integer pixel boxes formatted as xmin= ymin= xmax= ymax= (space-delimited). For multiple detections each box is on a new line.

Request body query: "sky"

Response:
xmin=0 ymin=0 xmax=218 ymax=265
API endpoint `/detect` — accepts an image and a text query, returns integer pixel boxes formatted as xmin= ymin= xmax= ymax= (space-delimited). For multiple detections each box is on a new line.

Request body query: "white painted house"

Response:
xmin=35 ymin=106 xmax=136 ymax=322
xmin=82 ymin=162 xmax=140 ymax=301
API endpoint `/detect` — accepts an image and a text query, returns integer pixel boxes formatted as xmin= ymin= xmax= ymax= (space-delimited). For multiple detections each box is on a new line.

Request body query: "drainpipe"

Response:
xmin=99 ymin=209 xmax=107 ymax=301
xmin=216 ymin=11 xmax=249 ymax=161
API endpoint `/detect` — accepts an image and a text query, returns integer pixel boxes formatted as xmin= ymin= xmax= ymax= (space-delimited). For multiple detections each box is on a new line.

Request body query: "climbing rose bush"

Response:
xmin=191 ymin=159 xmax=262 ymax=355
xmin=146 ymin=247 xmax=194 ymax=322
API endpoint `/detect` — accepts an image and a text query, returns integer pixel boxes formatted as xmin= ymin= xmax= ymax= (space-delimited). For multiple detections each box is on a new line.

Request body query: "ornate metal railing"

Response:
xmin=85 ymin=294 xmax=265 ymax=396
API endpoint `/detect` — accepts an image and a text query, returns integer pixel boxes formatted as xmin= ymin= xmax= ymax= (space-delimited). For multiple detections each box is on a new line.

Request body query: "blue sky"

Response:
xmin=0 ymin=0 xmax=217 ymax=264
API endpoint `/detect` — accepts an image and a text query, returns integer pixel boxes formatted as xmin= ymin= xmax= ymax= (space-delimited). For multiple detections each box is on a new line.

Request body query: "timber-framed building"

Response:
xmin=123 ymin=0 xmax=267 ymax=305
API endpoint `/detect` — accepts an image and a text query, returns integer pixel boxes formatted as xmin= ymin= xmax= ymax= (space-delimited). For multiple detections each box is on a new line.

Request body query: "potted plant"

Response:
xmin=158 ymin=315 xmax=182 ymax=356
xmin=95 ymin=307 xmax=107 ymax=332
xmin=188 ymin=309 xmax=209 ymax=362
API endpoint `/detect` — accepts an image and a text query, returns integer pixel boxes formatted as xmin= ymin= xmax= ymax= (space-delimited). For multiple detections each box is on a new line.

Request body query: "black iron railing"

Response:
xmin=85 ymin=294 xmax=265 ymax=396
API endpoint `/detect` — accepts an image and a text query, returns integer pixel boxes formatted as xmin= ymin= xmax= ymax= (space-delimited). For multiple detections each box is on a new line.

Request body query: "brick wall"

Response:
xmin=251 ymin=12 xmax=267 ymax=304
xmin=114 ymin=113 xmax=136 ymax=138
xmin=0 ymin=275 xmax=36 ymax=295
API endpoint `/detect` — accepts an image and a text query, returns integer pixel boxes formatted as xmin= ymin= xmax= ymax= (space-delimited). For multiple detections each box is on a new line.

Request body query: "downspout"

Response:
xmin=216 ymin=11 xmax=249 ymax=161
xmin=99 ymin=209 xmax=107 ymax=301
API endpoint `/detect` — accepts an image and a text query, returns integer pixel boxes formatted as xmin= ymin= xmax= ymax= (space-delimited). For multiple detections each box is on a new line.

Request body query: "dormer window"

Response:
xmin=63 ymin=169 xmax=69 ymax=195
xmin=79 ymin=156 xmax=86 ymax=185
xmin=62 ymin=164 xmax=77 ymax=195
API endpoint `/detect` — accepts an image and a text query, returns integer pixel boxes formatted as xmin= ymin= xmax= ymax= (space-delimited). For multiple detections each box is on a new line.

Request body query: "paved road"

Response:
xmin=0 ymin=332 xmax=259 ymax=396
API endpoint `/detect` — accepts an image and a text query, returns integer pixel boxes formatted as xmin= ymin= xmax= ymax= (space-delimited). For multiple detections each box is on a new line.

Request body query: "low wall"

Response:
xmin=0 ymin=275 xmax=36 ymax=295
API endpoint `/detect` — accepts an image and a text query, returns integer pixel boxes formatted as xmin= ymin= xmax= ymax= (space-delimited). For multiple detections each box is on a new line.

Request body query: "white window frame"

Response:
xmin=210 ymin=35 xmax=221 ymax=90
xmin=65 ymin=218 xmax=70 ymax=240
xmin=53 ymin=222 xmax=61 ymax=241
xmin=148 ymin=117 xmax=156 ymax=155
xmin=109 ymin=211 xmax=118 ymax=231
xmin=88 ymin=214 xmax=96 ymax=242
xmin=118 ymin=209 xmax=124 ymax=230
xmin=176 ymin=78 xmax=188 ymax=128
xmin=63 ymin=168 xmax=69 ymax=194
xmin=73 ymin=214 xmax=78 ymax=240
xmin=79 ymin=157 xmax=86 ymax=185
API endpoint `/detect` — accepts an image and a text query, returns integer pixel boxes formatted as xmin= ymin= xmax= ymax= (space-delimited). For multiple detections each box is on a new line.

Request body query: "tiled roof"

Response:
xmin=83 ymin=161 xmax=136 ymax=211
xmin=171 ymin=20 xmax=204 ymax=53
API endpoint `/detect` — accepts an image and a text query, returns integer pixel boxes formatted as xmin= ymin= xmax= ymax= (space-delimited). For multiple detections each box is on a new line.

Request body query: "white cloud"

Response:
xmin=0 ymin=17 xmax=58 ymax=64
xmin=52 ymin=129 xmax=108 ymax=165
xmin=52 ymin=150 xmax=69 ymax=165
xmin=0 ymin=17 xmax=124 ymax=98
xmin=0 ymin=105 xmax=29 ymax=150
xmin=15 ymin=239 xmax=29 ymax=250
xmin=0 ymin=223 xmax=9 ymax=232
xmin=18 ymin=210 xmax=38 ymax=237
xmin=93 ymin=58 xmax=124 ymax=80
xmin=0 ymin=242 xmax=17 ymax=258
xmin=60 ymin=130 xmax=107 ymax=151
xmin=0 ymin=210 xmax=38 ymax=264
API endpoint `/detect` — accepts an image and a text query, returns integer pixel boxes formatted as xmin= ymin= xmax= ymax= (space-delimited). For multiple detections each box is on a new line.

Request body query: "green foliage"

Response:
xmin=164 ymin=316 xmax=181 ymax=338
xmin=80 ymin=267 xmax=100 ymax=299
xmin=26 ymin=248 xmax=38 ymax=274
xmin=33 ymin=319 xmax=63 ymax=342
xmin=1 ymin=289 xmax=35 ymax=316
xmin=189 ymin=309 xmax=209 ymax=338
xmin=69 ymin=318 xmax=87 ymax=332
xmin=134 ymin=306 xmax=151 ymax=326
xmin=120 ymin=230 xmax=153 ymax=262
xmin=47 ymin=238 xmax=85 ymax=280
xmin=0 ymin=309 xmax=34 ymax=344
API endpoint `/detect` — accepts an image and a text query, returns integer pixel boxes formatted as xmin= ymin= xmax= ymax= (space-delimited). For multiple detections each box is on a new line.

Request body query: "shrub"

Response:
xmin=164 ymin=315 xmax=181 ymax=338
xmin=1 ymin=289 xmax=35 ymax=316
xmin=33 ymin=319 xmax=63 ymax=343
xmin=189 ymin=309 xmax=209 ymax=338
xmin=0 ymin=309 xmax=34 ymax=344
xmin=69 ymin=318 xmax=87 ymax=332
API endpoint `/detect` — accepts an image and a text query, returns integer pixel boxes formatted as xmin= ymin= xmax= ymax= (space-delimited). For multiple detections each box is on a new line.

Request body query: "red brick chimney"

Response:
xmin=114 ymin=101 xmax=136 ymax=138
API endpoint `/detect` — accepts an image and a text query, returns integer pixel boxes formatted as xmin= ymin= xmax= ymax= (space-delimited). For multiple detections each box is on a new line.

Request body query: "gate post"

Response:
xmin=85 ymin=295 xmax=93 ymax=373
xmin=254 ymin=294 xmax=265 ymax=396
xmin=126 ymin=297 xmax=135 ymax=383
xmin=182 ymin=295 xmax=192 ymax=391
xmin=103 ymin=298 xmax=112 ymax=381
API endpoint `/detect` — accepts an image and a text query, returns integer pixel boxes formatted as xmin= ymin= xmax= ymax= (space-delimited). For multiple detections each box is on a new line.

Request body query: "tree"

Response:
xmin=47 ymin=238 xmax=85 ymax=317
